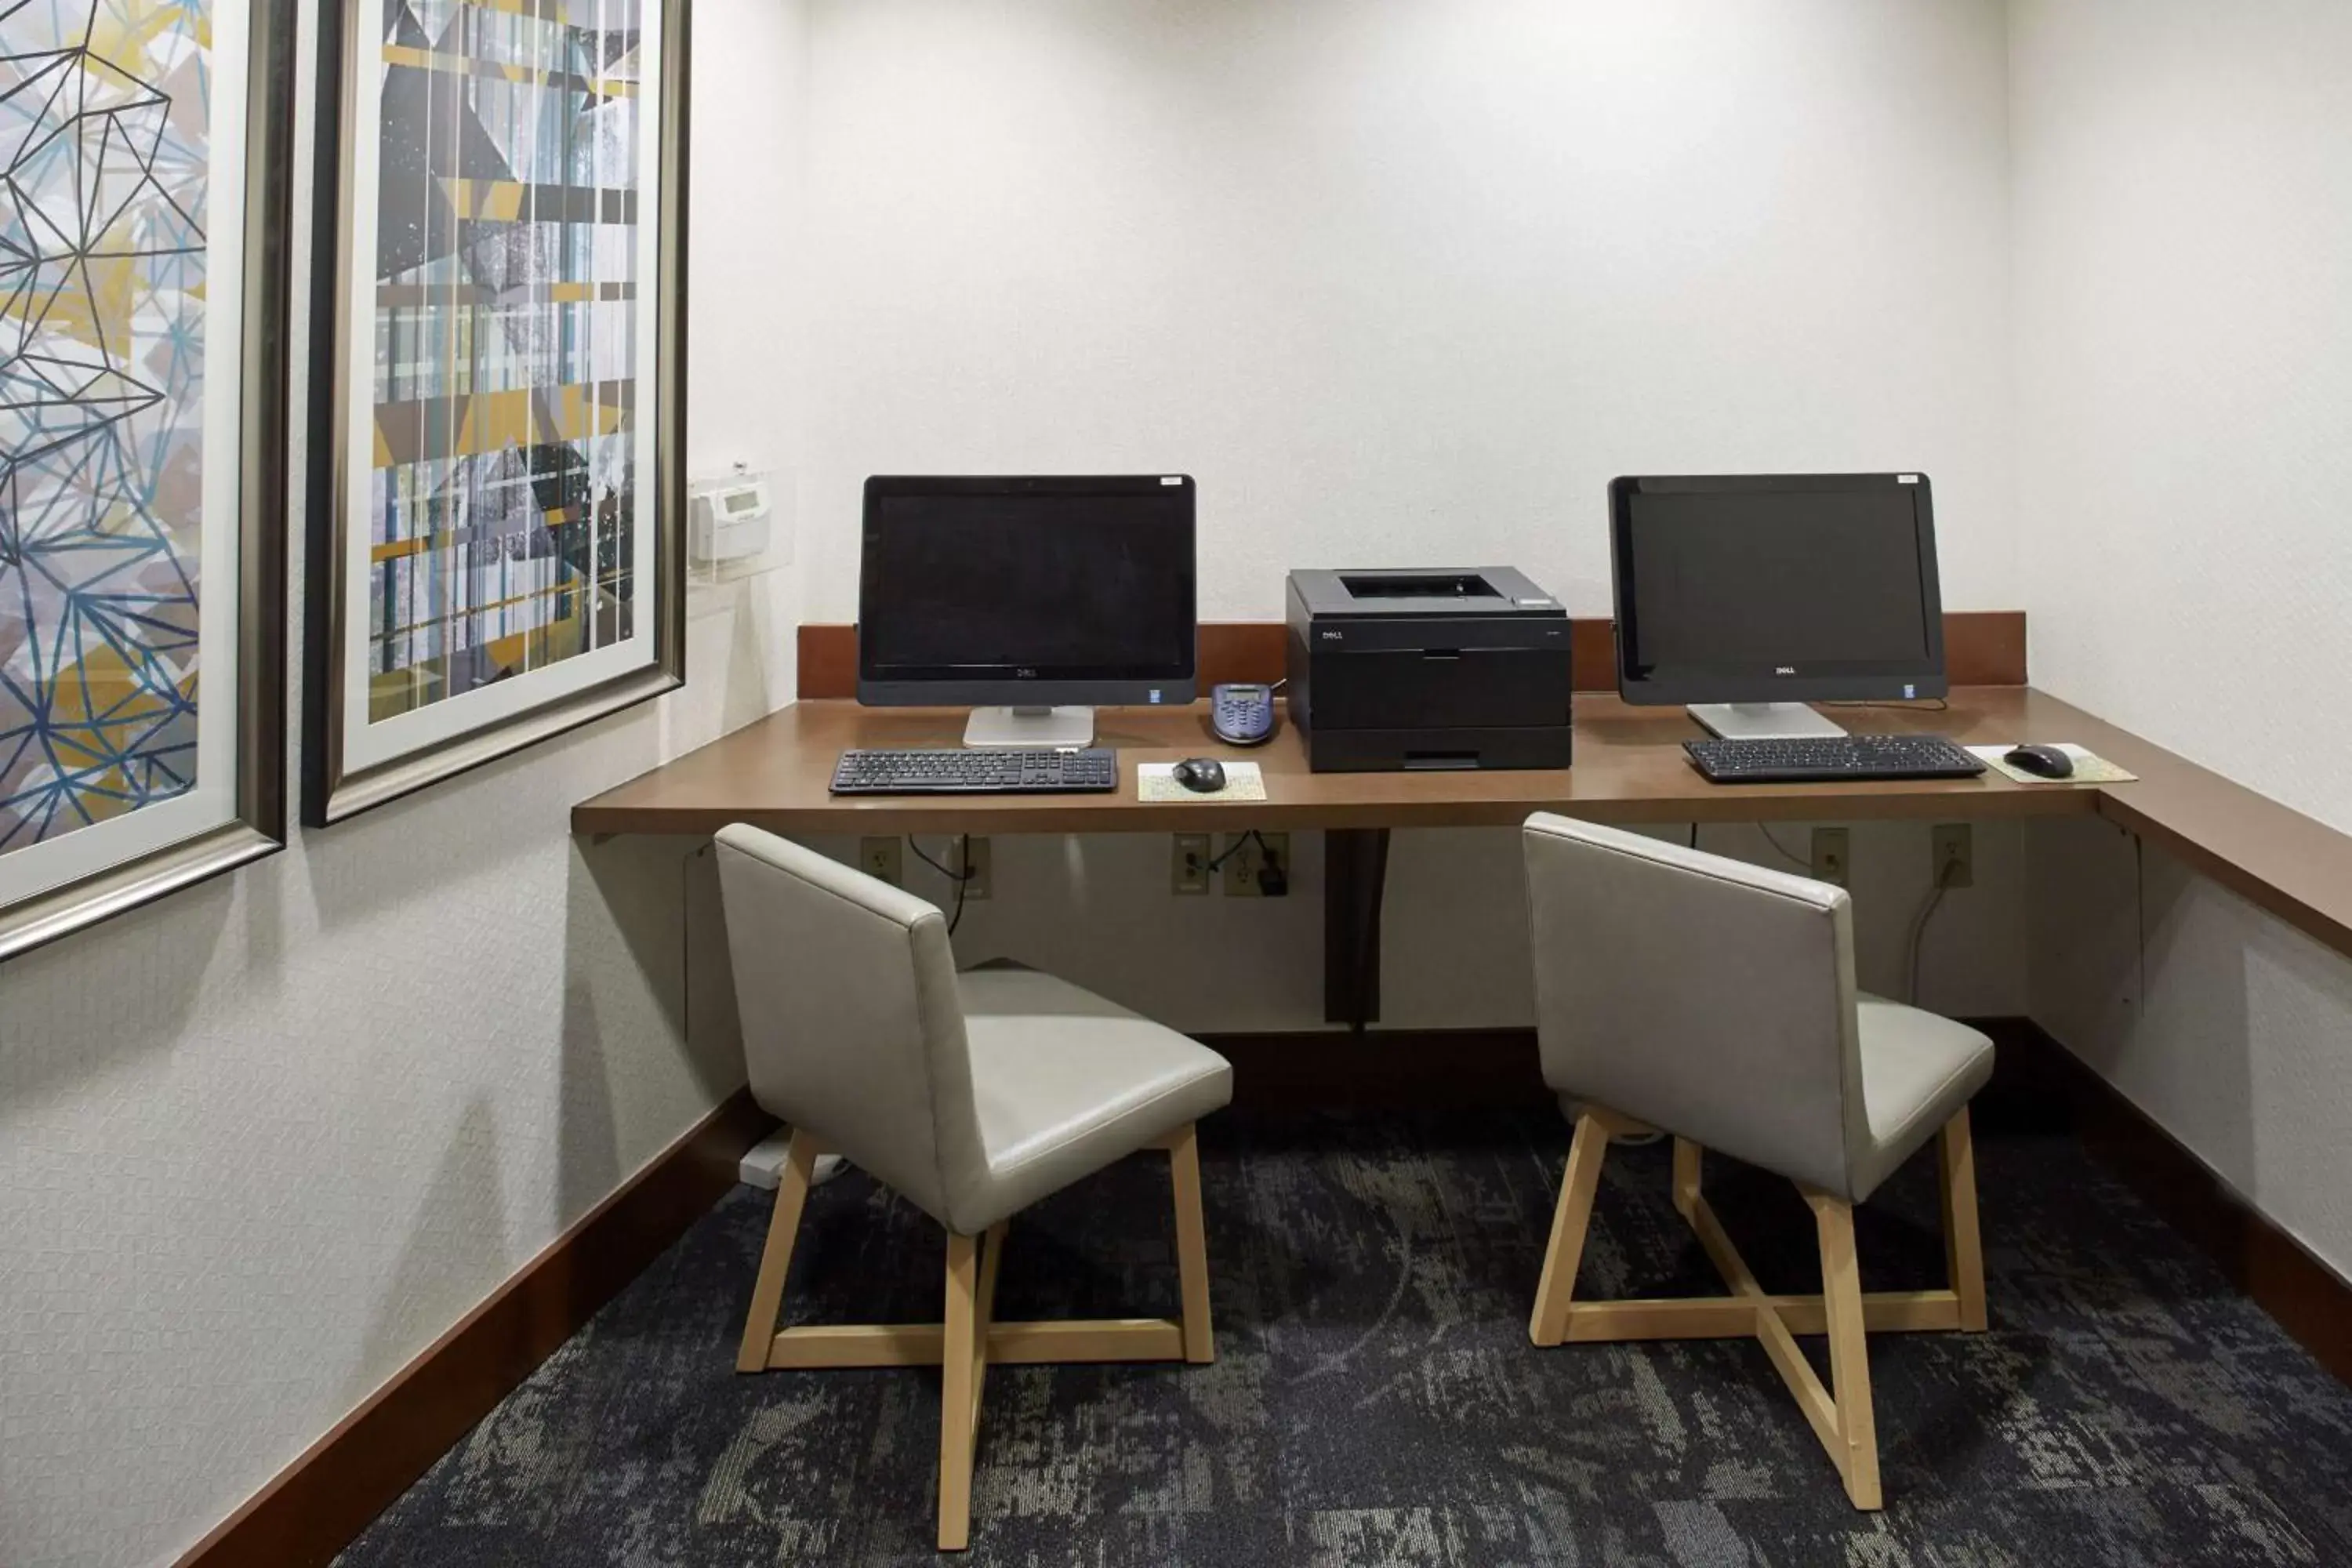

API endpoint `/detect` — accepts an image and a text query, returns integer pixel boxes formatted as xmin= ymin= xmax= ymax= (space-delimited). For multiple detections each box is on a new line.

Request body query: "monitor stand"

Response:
xmin=964 ymin=705 xmax=1095 ymax=748
xmin=1687 ymin=702 xmax=1848 ymax=740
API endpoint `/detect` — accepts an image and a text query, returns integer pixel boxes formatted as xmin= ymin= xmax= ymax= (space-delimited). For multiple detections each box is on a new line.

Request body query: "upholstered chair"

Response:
xmin=716 ymin=824 xmax=1232 ymax=1549
xmin=1521 ymin=811 xmax=1993 ymax=1509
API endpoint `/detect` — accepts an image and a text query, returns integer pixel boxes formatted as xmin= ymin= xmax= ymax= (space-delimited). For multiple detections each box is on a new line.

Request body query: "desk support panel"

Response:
xmin=1325 ymin=828 xmax=1392 ymax=1029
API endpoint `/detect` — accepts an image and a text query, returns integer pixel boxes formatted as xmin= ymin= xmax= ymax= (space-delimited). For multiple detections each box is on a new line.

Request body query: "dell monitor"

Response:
xmin=1608 ymin=473 xmax=1947 ymax=739
xmin=858 ymin=474 xmax=1198 ymax=746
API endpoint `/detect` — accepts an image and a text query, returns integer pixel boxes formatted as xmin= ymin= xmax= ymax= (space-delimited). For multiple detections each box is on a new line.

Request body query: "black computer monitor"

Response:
xmin=858 ymin=475 xmax=1198 ymax=746
xmin=1608 ymin=473 xmax=1947 ymax=739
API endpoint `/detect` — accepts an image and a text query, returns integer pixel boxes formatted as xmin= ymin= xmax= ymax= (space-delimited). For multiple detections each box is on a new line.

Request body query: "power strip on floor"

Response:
xmin=739 ymin=1131 xmax=847 ymax=1189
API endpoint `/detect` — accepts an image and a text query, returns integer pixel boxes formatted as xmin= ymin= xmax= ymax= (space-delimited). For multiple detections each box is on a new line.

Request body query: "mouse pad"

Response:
xmin=1137 ymin=761 xmax=1268 ymax=802
xmin=1966 ymin=744 xmax=2139 ymax=785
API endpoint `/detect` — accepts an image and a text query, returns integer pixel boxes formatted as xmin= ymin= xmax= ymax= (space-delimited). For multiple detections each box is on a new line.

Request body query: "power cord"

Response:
xmin=1905 ymin=856 xmax=1960 ymax=1006
xmin=1693 ymin=819 xmax=1810 ymax=873
xmin=1756 ymin=823 xmax=1810 ymax=870
xmin=909 ymin=834 xmax=975 ymax=934
xmin=1206 ymin=829 xmax=1287 ymax=895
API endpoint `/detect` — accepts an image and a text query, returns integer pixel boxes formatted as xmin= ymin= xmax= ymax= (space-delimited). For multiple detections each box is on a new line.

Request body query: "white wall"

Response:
xmin=0 ymin=1 xmax=808 ymax=1563
xmin=799 ymin=0 xmax=2018 ymax=619
xmin=2011 ymin=0 xmax=2352 ymax=836
xmin=782 ymin=0 xmax=2027 ymax=1041
xmin=2009 ymin=0 xmax=2352 ymax=1280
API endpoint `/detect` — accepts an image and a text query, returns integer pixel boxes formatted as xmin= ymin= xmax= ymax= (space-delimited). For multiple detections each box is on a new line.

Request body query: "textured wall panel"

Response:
xmin=0 ymin=0 xmax=809 ymax=1561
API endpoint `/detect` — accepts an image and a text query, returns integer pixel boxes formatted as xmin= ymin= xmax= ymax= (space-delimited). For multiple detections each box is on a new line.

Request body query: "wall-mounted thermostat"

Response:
xmin=689 ymin=477 xmax=772 ymax=564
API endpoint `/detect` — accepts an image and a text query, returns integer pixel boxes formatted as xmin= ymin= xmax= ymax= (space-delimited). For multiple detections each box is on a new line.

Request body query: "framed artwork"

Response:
xmin=0 ymin=0 xmax=293 ymax=962
xmin=303 ymin=0 xmax=687 ymax=826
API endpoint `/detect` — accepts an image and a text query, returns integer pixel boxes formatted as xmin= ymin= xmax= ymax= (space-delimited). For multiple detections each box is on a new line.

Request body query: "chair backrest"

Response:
xmin=713 ymin=824 xmax=986 ymax=1229
xmin=1521 ymin=813 xmax=1868 ymax=1197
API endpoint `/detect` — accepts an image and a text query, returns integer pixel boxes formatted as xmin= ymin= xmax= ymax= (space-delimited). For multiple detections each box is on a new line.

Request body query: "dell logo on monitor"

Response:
xmin=1015 ymin=667 xmax=1038 ymax=678
xmin=1775 ymin=665 xmax=1798 ymax=675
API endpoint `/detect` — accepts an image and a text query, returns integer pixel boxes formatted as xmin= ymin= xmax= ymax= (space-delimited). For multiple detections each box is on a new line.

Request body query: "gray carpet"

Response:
xmin=338 ymin=1112 xmax=2352 ymax=1566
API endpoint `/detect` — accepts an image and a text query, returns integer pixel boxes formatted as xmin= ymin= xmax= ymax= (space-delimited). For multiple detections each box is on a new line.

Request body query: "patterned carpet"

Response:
xmin=338 ymin=1112 xmax=2352 ymax=1566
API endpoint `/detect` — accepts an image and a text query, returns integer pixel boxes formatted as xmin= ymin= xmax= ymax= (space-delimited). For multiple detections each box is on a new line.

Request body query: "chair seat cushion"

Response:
xmin=1850 ymin=996 xmax=1996 ymax=1200
xmin=954 ymin=963 xmax=1234 ymax=1229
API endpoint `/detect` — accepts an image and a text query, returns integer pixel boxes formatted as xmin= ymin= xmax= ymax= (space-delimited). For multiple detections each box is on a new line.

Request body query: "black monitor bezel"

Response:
xmin=857 ymin=474 xmax=1200 ymax=708
xmin=1608 ymin=472 xmax=1948 ymax=706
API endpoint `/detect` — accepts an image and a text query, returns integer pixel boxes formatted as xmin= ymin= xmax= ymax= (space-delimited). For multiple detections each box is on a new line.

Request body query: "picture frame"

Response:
xmin=0 ymin=0 xmax=294 ymax=962
xmin=302 ymin=0 xmax=688 ymax=826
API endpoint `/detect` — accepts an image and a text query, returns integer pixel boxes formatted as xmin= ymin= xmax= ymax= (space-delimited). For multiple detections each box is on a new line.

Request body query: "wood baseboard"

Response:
xmin=1202 ymin=1028 xmax=1552 ymax=1112
xmin=174 ymin=1089 xmax=778 ymax=1568
xmin=1207 ymin=1018 xmax=2053 ymax=1119
xmin=1994 ymin=1019 xmax=2352 ymax=1387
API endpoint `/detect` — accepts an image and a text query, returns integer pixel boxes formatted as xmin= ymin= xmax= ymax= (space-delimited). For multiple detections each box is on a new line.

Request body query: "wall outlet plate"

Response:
xmin=955 ymin=837 xmax=992 ymax=900
xmin=1172 ymin=833 xmax=1211 ymax=895
xmin=1933 ymin=823 xmax=1973 ymax=888
xmin=859 ymin=837 xmax=902 ymax=887
xmin=1811 ymin=826 xmax=1849 ymax=887
xmin=1221 ymin=832 xmax=1290 ymax=897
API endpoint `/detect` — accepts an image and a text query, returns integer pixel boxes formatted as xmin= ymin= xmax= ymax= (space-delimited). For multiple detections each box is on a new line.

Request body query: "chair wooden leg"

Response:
xmin=1530 ymin=1112 xmax=1612 ymax=1347
xmin=1938 ymin=1107 xmax=1989 ymax=1333
xmin=1166 ymin=1123 xmax=1215 ymax=1363
xmin=1811 ymin=1194 xmax=1883 ymax=1511
xmin=969 ymin=1221 xmax=1006 ymax=1451
xmin=1671 ymin=1138 xmax=1702 ymax=1221
xmin=1532 ymin=1111 xmax=1971 ymax=1511
xmin=938 ymin=1230 xmax=981 ymax=1552
xmin=757 ymin=1134 xmax=1217 ymax=1550
xmin=737 ymin=1129 xmax=822 ymax=1373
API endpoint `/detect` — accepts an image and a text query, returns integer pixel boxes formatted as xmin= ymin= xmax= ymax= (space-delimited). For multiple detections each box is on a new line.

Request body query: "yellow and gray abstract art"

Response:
xmin=365 ymin=0 xmax=641 ymax=723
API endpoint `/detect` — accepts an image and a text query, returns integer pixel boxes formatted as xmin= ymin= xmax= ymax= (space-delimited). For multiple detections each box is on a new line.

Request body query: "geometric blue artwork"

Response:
xmin=0 ymin=0 xmax=209 ymax=855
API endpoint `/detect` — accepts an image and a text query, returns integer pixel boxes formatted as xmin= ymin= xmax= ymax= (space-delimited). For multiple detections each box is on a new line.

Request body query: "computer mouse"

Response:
xmin=2005 ymin=743 xmax=2074 ymax=779
xmin=1172 ymin=757 xmax=1227 ymax=793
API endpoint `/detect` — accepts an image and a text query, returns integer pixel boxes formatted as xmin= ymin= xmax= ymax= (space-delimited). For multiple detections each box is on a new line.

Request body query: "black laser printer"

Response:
xmin=1283 ymin=567 xmax=1573 ymax=771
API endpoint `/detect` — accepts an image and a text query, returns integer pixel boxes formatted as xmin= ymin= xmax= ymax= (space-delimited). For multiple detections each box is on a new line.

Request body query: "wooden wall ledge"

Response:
xmin=2021 ymin=700 xmax=2352 ymax=960
xmin=794 ymin=612 xmax=2028 ymax=700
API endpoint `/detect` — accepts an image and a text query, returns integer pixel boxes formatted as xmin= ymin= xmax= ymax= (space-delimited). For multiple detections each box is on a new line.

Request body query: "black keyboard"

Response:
xmin=830 ymin=748 xmax=1120 ymax=795
xmin=1684 ymin=734 xmax=1987 ymax=783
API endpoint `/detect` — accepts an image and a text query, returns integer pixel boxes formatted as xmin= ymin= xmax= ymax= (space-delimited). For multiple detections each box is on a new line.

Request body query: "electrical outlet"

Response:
xmin=1810 ymin=826 xmax=1849 ymax=887
xmin=1221 ymin=831 xmax=1290 ymax=898
xmin=1933 ymin=823 xmax=1973 ymax=888
xmin=954 ymin=837 xmax=992 ymax=900
xmin=1171 ymin=833 xmax=1211 ymax=895
xmin=858 ymin=836 xmax=902 ymax=887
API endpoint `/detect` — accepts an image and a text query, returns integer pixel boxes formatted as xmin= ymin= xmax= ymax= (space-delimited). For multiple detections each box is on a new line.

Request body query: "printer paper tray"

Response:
xmin=1301 ymin=725 xmax=1573 ymax=774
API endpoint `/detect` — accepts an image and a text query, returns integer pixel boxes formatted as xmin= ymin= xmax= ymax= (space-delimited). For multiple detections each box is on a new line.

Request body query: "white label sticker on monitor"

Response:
xmin=1160 ymin=476 xmax=1181 ymax=485
xmin=1898 ymin=474 xmax=1919 ymax=484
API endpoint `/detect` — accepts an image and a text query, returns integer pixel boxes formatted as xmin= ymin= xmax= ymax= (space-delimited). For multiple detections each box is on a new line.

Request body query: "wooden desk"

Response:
xmin=574 ymin=684 xmax=2352 ymax=1027
xmin=574 ymin=687 xmax=2109 ymax=837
